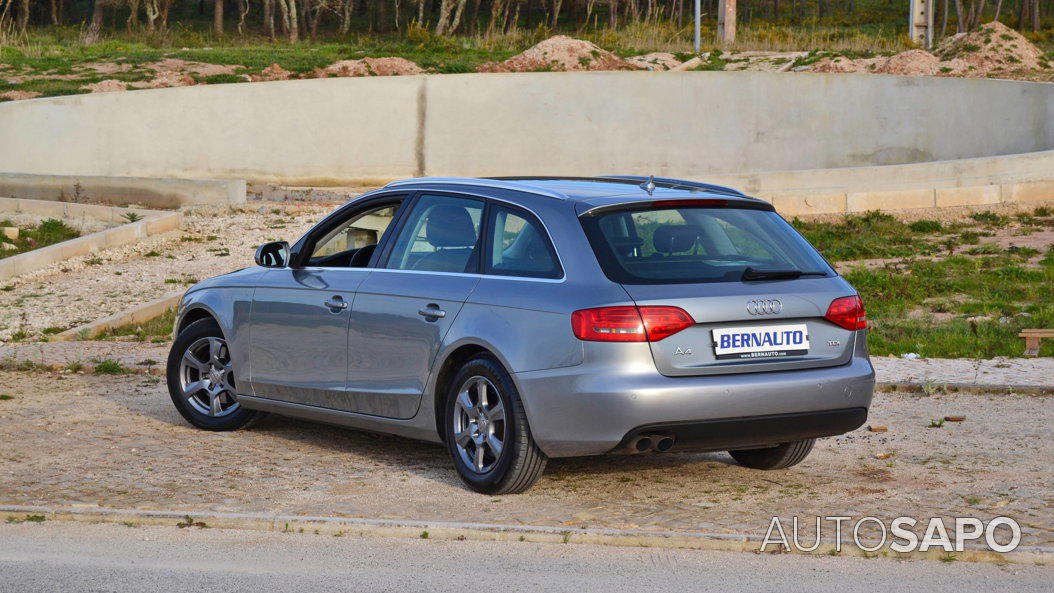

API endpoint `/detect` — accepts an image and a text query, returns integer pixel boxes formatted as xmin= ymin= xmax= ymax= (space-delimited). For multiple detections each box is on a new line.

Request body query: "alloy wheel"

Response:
xmin=451 ymin=376 xmax=506 ymax=474
xmin=179 ymin=336 xmax=240 ymax=417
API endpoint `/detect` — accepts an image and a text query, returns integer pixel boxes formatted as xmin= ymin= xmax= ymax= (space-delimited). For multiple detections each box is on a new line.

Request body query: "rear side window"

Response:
xmin=581 ymin=206 xmax=833 ymax=284
xmin=485 ymin=205 xmax=562 ymax=279
xmin=385 ymin=194 xmax=484 ymax=273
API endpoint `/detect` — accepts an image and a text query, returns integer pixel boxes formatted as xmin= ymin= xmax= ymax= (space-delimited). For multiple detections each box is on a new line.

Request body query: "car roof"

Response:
xmin=382 ymin=176 xmax=771 ymax=212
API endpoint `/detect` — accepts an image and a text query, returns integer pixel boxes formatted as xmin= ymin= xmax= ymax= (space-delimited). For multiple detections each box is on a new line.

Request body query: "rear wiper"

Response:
xmin=741 ymin=267 xmax=811 ymax=281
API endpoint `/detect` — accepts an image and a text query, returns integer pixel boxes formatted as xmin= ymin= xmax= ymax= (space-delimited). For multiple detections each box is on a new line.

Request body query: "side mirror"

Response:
xmin=255 ymin=241 xmax=290 ymax=268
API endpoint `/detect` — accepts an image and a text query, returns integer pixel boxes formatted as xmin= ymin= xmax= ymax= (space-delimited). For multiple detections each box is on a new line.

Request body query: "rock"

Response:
xmin=1 ymin=227 xmax=18 ymax=240
xmin=901 ymin=353 xmax=922 ymax=360
xmin=874 ymin=453 xmax=893 ymax=460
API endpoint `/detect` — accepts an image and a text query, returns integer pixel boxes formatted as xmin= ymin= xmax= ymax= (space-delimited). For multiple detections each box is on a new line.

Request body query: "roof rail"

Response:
xmin=599 ymin=176 xmax=747 ymax=197
xmin=384 ymin=177 xmax=568 ymax=200
xmin=490 ymin=175 xmax=748 ymax=198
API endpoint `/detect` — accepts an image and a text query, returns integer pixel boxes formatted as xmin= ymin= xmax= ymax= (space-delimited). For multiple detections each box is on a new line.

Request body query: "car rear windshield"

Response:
xmin=580 ymin=205 xmax=834 ymax=284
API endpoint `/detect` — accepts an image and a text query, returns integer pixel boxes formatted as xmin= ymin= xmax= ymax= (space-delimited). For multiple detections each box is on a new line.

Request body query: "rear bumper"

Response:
xmin=514 ymin=353 xmax=875 ymax=458
xmin=615 ymin=407 xmax=868 ymax=453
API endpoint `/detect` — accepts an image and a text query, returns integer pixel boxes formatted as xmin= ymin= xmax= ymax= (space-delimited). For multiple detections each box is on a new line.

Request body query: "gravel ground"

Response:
xmin=0 ymin=201 xmax=340 ymax=340
xmin=0 ymin=368 xmax=1049 ymax=547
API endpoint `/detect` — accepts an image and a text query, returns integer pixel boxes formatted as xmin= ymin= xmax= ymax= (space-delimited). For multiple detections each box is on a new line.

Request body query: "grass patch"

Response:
xmin=0 ymin=218 xmax=80 ymax=259
xmin=94 ymin=308 xmax=176 ymax=342
xmin=92 ymin=360 xmax=125 ymax=374
xmin=845 ymin=248 xmax=1054 ymax=358
xmin=792 ymin=211 xmax=951 ymax=261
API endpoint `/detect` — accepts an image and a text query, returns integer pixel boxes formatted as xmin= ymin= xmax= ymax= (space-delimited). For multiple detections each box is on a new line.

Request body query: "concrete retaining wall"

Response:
xmin=1 ymin=72 xmax=1051 ymax=191
xmin=0 ymin=172 xmax=246 ymax=208
xmin=0 ymin=198 xmax=181 ymax=282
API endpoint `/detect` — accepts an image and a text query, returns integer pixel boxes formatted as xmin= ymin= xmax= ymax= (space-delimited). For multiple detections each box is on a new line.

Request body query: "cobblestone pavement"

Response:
xmin=0 ymin=369 xmax=1050 ymax=547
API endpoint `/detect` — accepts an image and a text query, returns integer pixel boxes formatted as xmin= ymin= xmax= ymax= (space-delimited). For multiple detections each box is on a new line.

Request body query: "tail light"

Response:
xmin=572 ymin=306 xmax=694 ymax=342
xmin=825 ymin=295 xmax=867 ymax=330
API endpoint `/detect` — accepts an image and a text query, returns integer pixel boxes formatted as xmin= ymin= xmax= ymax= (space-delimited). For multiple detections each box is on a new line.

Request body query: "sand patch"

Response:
xmin=80 ymin=79 xmax=129 ymax=93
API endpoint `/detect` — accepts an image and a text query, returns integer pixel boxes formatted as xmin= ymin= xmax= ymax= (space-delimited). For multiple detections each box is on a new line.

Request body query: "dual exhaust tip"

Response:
xmin=627 ymin=433 xmax=675 ymax=454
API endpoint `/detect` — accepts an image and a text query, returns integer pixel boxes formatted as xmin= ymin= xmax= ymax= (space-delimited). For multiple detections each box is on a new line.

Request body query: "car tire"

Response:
xmin=166 ymin=317 xmax=262 ymax=431
xmin=729 ymin=438 xmax=815 ymax=470
xmin=444 ymin=355 xmax=547 ymax=494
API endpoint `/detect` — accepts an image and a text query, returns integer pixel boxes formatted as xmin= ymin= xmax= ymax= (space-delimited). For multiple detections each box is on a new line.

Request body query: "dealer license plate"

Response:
xmin=711 ymin=324 xmax=809 ymax=360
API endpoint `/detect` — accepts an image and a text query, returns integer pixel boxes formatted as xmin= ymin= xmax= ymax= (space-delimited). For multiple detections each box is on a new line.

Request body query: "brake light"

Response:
xmin=572 ymin=306 xmax=695 ymax=342
xmin=825 ymin=295 xmax=867 ymax=330
xmin=651 ymin=199 xmax=727 ymax=208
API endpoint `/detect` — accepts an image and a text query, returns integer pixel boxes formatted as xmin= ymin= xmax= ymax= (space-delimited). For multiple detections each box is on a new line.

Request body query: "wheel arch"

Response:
xmin=177 ymin=306 xmax=219 ymax=334
xmin=430 ymin=341 xmax=512 ymax=442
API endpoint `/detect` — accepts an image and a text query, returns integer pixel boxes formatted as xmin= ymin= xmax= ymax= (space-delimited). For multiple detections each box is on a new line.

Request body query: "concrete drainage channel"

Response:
xmin=2 ymin=505 xmax=1050 ymax=566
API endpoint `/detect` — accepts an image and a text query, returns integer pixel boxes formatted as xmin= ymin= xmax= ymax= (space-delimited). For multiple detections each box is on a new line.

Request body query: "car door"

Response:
xmin=247 ymin=196 xmax=407 ymax=409
xmin=345 ymin=193 xmax=485 ymax=419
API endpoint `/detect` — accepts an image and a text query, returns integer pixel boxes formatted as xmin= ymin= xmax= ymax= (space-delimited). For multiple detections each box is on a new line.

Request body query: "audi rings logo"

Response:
xmin=747 ymin=299 xmax=783 ymax=315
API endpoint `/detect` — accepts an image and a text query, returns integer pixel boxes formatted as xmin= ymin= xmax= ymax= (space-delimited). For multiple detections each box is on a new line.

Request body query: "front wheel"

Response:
xmin=445 ymin=356 xmax=546 ymax=494
xmin=729 ymin=438 xmax=815 ymax=470
xmin=166 ymin=318 xmax=261 ymax=431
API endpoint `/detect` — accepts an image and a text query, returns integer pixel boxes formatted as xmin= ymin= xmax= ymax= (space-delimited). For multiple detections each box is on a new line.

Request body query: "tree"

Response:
xmin=83 ymin=0 xmax=107 ymax=42
xmin=214 ymin=0 xmax=224 ymax=34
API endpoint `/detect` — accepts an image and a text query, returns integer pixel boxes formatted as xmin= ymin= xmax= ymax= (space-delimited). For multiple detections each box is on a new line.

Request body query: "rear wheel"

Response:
xmin=166 ymin=318 xmax=261 ymax=431
xmin=729 ymin=439 xmax=815 ymax=470
xmin=445 ymin=355 xmax=546 ymax=494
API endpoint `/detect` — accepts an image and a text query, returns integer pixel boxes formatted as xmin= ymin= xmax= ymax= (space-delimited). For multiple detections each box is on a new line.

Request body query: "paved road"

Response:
xmin=1 ymin=521 xmax=1050 ymax=593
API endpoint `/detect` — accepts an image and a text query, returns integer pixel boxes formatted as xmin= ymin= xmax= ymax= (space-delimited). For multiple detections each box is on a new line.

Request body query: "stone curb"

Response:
xmin=0 ymin=198 xmax=181 ymax=282
xmin=49 ymin=292 xmax=183 ymax=342
xmin=2 ymin=505 xmax=1051 ymax=565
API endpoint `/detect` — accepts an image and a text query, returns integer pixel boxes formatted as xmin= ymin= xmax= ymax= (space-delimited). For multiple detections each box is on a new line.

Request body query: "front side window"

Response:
xmin=385 ymin=194 xmax=483 ymax=273
xmin=485 ymin=205 xmax=562 ymax=279
xmin=308 ymin=202 xmax=401 ymax=267
xmin=581 ymin=206 xmax=833 ymax=284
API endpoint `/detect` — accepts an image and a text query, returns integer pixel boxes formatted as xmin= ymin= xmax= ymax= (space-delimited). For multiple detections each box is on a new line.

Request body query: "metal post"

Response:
xmin=694 ymin=0 xmax=701 ymax=54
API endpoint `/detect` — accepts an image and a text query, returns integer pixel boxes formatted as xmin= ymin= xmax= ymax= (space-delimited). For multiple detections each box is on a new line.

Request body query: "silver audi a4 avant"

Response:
xmin=167 ymin=176 xmax=875 ymax=494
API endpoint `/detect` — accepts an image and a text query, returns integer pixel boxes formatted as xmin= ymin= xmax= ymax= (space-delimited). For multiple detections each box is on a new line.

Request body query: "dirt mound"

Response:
xmin=478 ymin=36 xmax=636 ymax=72
xmin=131 ymin=70 xmax=197 ymax=89
xmin=873 ymin=49 xmax=942 ymax=75
xmin=810 ymin=56 xmax=863 ymax=73
xmin=250 ymin=63 xmax=295 ymax=82
xmin=625 ymin=52 xmax=681 ymax=71
xmin=147 ymin=58 xmax=244 ymax=77
xmin=80 ymin=79 xmax=129 ymax=93
xmin=0 ymin=90 xmax=41 ymax=101
xmin=313 ymin=57 xmax=424 ymax=78
xmin=936 ymin=21 xmax=1044 ymax=74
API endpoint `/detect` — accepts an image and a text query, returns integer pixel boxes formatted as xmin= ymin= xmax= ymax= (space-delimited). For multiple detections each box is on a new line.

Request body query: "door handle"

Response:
xmin=324 ymin=297 xmax=348 ymax=311
xmin=418 ymin=305 xmax=446 ymax=319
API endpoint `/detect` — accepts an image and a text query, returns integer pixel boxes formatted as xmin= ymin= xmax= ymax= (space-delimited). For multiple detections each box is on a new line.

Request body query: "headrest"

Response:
xmin=653 ymin=225 xmax=700 ymax=254
xmin=426 ymin=205 xmax=477 ymax=248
